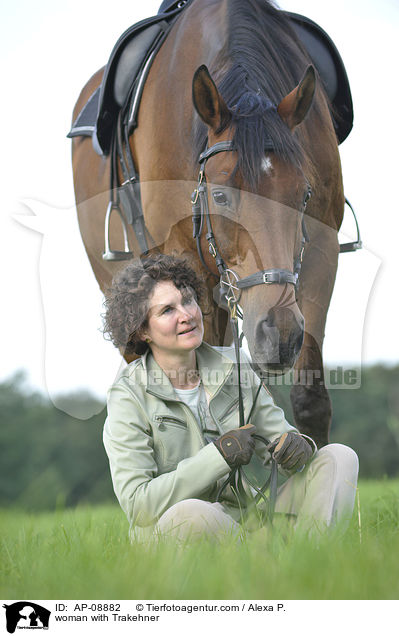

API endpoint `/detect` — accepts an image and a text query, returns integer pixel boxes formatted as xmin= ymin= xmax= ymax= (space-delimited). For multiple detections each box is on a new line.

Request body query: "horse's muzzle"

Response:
xmin=250 ymin=307 xmax=305 ymax=374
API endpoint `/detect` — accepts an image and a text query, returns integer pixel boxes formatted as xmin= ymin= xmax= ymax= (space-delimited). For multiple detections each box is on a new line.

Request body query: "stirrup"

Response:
xmin=339 ymin=197 xmax=362 ymax=253
xmin=102 ymin=202 xmax=134 ymax=261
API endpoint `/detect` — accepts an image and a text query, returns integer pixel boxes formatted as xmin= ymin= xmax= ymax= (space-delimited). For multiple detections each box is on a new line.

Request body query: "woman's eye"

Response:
xmin=212 ymin=191 xmax=228 ymax=205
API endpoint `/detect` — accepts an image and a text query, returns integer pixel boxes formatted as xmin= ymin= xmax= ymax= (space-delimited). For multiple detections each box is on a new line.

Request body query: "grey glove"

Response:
xmin=213 ymin=424 xmax=256 ymax=468
xmin=268 ymin=431 xmax=313 ymax=471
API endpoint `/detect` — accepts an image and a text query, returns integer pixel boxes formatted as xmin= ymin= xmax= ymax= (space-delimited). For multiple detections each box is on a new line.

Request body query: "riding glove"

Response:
xmin=268 ymin=431 xmax=313 ymax=471
xmin=214 ymin=424 xmax=256 ymax=468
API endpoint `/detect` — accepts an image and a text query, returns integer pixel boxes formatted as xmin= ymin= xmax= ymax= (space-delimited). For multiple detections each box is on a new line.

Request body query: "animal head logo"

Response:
xmin=2 ymin=602 xmax=51 ymax=633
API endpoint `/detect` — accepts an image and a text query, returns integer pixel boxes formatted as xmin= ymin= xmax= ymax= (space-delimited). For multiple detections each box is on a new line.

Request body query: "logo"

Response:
xmin=2 ymin=603 xmax=51 ymax=633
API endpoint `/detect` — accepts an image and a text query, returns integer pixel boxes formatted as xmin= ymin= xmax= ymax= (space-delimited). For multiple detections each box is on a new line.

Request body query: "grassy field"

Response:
xmin=1 ymin=479 xmax=399 ymax=600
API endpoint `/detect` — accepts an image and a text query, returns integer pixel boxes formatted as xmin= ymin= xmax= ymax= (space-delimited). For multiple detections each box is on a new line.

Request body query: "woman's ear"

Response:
xmin=136 ymin=327 xmax=150 ymax=344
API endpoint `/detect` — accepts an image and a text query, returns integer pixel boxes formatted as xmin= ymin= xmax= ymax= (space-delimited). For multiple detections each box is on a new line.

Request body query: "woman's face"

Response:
xmin=143 ymin=280 xmax=204 ymax=356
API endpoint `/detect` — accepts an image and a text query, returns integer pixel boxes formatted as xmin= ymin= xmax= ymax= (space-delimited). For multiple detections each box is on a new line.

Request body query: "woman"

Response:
xmin=103 ymin=254 xmax=358 ymax=542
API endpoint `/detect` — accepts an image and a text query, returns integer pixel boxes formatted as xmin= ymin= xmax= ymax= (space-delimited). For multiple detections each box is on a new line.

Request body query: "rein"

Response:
xmin=191 ymin=139 xmax=313 ymax=524
xmin=219 ymin=297 xmax=280 ymax=525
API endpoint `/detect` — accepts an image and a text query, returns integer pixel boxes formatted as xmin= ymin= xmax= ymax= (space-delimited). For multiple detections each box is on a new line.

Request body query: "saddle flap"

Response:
xmin=67 ymin=86 xmax=100 ymax=139
xmin=95 ymin=2 xmax=193 ymax=154
xmin=114 ymin=23 xmax=166 ymax=107
xmin=285 ymin=11 xmax=354 ymax=144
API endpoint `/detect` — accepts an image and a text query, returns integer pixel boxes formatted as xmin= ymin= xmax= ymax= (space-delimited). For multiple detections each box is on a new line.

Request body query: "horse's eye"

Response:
xmin=213 ymin=191 xmax=228 ymax=205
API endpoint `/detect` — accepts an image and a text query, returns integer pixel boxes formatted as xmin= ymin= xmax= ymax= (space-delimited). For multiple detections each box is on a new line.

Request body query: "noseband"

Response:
xmin=191 ymin=139 xmax=311 ymax=308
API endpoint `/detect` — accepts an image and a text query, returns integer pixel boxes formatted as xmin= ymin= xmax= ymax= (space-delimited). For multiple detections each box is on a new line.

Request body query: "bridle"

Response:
xmin=191 ymin=139 xmax=312 ymax=308
xmin=191 ymin=138 xmax=312 ymax=525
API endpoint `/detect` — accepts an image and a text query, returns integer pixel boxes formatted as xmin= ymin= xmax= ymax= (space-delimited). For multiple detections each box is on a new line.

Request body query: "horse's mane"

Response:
xmin=193 ymin=0 xmax=318 ymax=188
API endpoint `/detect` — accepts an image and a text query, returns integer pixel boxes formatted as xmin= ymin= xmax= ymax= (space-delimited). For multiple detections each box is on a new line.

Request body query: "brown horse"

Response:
xmin=71 ymin=0 xmax=344 ymax=448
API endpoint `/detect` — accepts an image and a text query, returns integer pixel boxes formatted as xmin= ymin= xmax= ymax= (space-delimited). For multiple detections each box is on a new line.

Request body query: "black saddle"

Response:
xmin=68 ymin=0 xmax=353 ymax=153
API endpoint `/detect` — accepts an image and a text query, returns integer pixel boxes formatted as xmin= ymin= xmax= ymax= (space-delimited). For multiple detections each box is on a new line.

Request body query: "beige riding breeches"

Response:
xmin=154 ymin=443 xmax=359 ymax=541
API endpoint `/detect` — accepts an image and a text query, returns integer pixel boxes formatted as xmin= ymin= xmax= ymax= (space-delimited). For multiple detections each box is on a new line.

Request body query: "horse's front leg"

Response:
xmin=290 ymin=333 xmax=332 ymax=448
xmin=291 ymin=229 xmax=340 ymax=449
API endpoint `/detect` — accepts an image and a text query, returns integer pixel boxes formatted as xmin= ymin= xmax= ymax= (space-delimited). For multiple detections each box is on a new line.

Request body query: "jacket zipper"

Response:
xmin=154 ymin=414 xmax=187 ymax=427
xmin=208 ymin=362 xmax=234 ymax=424
xmin=219 ymin=397 xmax=241 ymax=422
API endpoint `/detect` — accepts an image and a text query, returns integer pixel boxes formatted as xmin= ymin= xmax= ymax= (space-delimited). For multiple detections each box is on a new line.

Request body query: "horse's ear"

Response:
xmin=277 ymin=65 xmax=316 ymax=129
xmin=192 ymin=65 xmax=231 ymax=131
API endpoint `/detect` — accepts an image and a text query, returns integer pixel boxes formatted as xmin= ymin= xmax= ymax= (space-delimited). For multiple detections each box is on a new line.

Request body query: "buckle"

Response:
xmin=262 ymin=271 xmax=274 ymax=284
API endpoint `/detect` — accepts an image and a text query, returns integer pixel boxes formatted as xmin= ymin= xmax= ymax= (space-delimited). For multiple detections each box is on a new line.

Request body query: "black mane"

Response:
xmin=194 ymin=0 xmax=316 ymax=187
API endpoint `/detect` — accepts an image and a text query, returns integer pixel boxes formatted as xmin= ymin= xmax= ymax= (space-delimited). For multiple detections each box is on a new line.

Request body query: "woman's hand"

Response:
xmin=268 ymin=431 xmax=313 ymax=471
xmin=213 ymin=424 xmax=256 ymax=468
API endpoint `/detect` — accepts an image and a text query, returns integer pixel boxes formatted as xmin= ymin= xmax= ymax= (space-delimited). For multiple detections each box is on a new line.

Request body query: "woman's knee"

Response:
xmin=157 ymin=499 xmax=216 ymax=532
xmin=156 ymin=499 xmax=238 ymax=539
xmin=162 ymin=498 xmax=212 ymax=524
xmin=317 ymin=443 xmax=359 ymax=474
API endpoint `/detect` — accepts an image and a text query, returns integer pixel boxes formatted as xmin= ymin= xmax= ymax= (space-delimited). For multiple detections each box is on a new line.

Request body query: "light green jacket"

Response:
xmin=103 ymin=342 xmax=298 ymax=538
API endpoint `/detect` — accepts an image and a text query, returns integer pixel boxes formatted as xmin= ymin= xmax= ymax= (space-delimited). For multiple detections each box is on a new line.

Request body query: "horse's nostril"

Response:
xmin=265 ymin=307 xmax=303 ymax=334
xmin=262 ymin=310 xmax=275 ymax=329
xmin=249 ymin=303 xmax=305 ymax=371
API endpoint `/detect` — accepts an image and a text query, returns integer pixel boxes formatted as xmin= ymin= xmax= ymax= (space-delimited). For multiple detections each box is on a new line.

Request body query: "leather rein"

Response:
xmin=191 ymin=139 xmax=312 ymax=525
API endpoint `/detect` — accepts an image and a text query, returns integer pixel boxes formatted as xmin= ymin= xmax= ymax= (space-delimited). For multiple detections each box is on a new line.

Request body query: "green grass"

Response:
xmin=1 ymin=479 xmax=399 ymax=600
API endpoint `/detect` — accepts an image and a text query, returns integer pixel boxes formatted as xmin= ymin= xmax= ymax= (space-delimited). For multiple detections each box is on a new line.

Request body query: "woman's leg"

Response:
xmin=155 ymin=498 xmax=240 ymax=541
xmin=274 ymin=443 xmax=359 ymax=535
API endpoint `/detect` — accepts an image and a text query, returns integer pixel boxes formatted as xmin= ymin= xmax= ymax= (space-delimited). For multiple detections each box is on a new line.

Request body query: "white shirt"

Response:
xmin=173 ymin=381 xmax=219 ymax=441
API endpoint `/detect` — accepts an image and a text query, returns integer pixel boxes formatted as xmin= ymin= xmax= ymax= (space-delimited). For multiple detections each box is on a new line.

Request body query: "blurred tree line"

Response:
xmin=1 ymin=365 xmax=399 ymax=511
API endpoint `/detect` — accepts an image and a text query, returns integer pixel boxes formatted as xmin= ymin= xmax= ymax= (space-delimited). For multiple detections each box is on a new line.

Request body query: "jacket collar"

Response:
xmin=142 ymin=342 xmax=234 ymax=401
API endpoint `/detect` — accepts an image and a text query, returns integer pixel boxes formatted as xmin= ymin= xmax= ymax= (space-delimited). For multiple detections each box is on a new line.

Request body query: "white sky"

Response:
xmin=1 ymin=0 xmax=398 ymax=411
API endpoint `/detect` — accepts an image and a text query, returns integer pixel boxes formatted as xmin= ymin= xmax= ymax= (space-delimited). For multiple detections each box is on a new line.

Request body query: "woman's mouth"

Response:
xmin=178 ymin=325 xmax=196 ymax=335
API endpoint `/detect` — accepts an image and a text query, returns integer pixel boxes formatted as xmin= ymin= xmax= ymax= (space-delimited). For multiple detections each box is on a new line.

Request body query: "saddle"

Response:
xmin=68 ymin=0 xmax=354 ymax=154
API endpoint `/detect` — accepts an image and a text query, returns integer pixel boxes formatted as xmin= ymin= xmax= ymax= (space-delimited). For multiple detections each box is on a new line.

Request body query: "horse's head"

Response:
xmin=192 ymin=64 xmax=316 ymax=375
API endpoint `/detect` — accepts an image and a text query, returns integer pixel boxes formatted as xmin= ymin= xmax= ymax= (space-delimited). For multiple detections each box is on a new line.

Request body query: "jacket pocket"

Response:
xmin=152 ymin=414 xmax=190 ymax=470
xmin=219 ymin=398 xmax=240 ymax=423
xmin=153 ymin=414 xmax=187 ymax=430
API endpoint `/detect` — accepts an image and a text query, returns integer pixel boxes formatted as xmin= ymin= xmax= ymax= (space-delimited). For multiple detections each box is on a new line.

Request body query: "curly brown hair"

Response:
xmin=102 ymin=254 xmax=206 ymax=355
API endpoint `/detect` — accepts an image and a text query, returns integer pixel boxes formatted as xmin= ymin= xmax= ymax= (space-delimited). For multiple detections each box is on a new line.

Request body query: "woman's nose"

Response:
xmin=177 ymin=306 xmax=193 ymax=320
